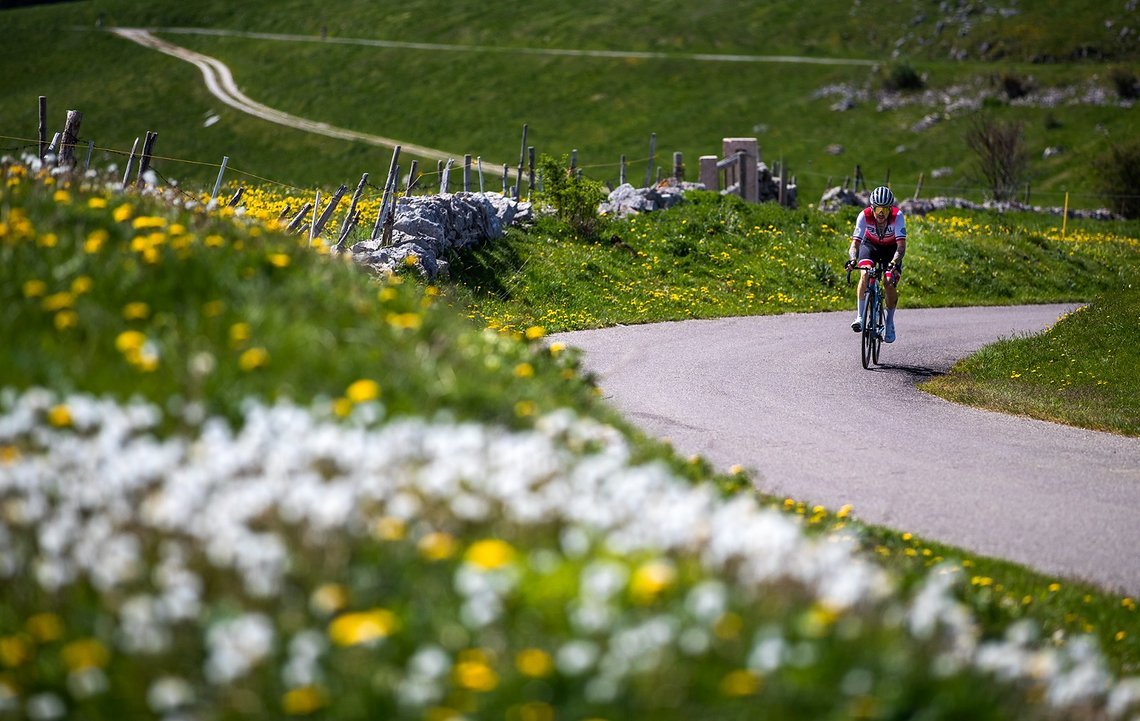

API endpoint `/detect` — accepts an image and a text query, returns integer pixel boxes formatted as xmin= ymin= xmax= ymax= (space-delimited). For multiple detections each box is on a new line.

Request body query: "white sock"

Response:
xmin=857 ymin=296 xmax=866 ymax=318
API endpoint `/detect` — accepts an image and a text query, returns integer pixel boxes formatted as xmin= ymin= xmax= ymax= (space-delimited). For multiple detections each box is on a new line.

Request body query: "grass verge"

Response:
xmin=922 ymin=287 xmax=1140 ymax=436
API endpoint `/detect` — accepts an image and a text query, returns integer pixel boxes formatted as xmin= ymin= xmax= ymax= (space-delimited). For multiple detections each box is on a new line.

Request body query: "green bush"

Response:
xmin=535 ymin=154 xmax=609 ymax=240
xmin=1094 ymin=140 xmax=1140 ymax=218
xmin=880 ymin=61 xmax=926 ymax=92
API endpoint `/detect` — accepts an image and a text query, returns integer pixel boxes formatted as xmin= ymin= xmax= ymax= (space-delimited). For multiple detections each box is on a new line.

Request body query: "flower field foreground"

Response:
xmin=2 ymin=159 xmax=1139 ymax=719
xmin=1 ymin=389 xmax=1139 ymax=720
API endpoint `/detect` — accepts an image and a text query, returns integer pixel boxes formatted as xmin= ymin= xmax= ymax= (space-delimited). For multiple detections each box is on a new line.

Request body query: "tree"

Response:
xmin=1094 ymin=141 xmax=1140 ymax=219
xmin=964 ymin=116 xmax=1029 ymax=202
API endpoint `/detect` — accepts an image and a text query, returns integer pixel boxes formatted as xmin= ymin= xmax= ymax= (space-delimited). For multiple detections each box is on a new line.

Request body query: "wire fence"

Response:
xmin=3 ymin=129 xmax=1137 ymax=211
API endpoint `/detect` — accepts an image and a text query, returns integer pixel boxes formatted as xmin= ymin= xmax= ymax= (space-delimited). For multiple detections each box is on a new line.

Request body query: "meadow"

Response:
xmin=2 ymin=153 xmax=1139 ymax=720
xmin=2 ymin=0 xmax=1140 ymax=717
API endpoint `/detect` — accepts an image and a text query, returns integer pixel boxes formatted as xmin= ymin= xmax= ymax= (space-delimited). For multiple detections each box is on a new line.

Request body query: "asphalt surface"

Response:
xmin=552 ymin=305 xmax=1140 ymax=595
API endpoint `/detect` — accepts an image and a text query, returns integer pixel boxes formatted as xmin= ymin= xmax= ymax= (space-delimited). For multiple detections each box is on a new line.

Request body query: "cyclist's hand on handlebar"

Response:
xmin=844 ymin=259 xmax=857 ymax=272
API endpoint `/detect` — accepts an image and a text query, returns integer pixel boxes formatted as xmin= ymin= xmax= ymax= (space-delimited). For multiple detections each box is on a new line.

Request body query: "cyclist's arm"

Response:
xmin=849 ymin=216 xmax=867 ymax=261
xmin=891 ymin=237 xmax=906 ymax=265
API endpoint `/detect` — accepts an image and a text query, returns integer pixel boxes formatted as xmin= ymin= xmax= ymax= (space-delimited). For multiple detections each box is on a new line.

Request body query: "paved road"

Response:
xmin=552 ymin=305 xmax=1140 ymax=595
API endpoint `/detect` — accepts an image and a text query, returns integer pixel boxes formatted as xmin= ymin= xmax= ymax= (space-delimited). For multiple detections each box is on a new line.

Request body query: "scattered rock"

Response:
xmin=598 ymin=180 xmax=700 ymax=218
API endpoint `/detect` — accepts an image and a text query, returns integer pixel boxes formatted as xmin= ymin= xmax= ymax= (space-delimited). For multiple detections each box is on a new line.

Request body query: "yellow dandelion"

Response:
xmin=332 ymin=398 xmax=353 ymax=418
xmin=513 ymin=362 xmax=534 ymax=378
xmin=515 ymin=648 xmax=554 ymax=678
xmin=70 ymin=276 xmax=93 ymax=294
xmin=630 ymin=559 xmax=676 ymax=603
xmin=61 ymin=638 xmax=110 ymax=671
xmin=112 ymin=204 xmax=134 ymax=223
xmin=720 ymin=669 xmax=762 ymax=697
xmin=131 ymin=216 xmax=167 ymax=230
xmin=26 ymin=613 xmax=64 ymax=642
xmin=514 ymin=400 xmax=536 ymax=417
xmin=115 ymin=330 xmax=146 ymax=354
xmin=23 ymin=279 xmax=47 ymax=298
xmin=204 ymin=234 xmax=224 ymax=248
xmin=229 ymin=322 xmax=251 ymax=344
xmin=346 ymin=379 xmax=381 ymax=404
xmin=87 ymin=197 xmax=107 ymax=209
xmin=37 ymin=232 xmax=58 ymax=248
xmin=549 ymin=342 xmax=566 ymax=355
xmin=378 ymin=287 xmax=398 ymax=303
xmin=122 ymin=302 xmax=150 ymax=320
xmin=1048 ymin=583 xmax=1062 ymax=593
xmin=238 ymin=347 xmax=270 ymax=371
xmin=47 ymin=405 xmax=72 ymax=428
xmin=328 ymin=608 xmax=399 ymax=647
xmin=371 ymin=516 xmax=406 ymax=541
xmin=54 ymin=311 xmax=79 ymax=331
xmin=1116 ymin=631 xmax=1128 ymax=642
xmin=386 ymin=312 xmax=422 ymax=331
xmin=84 ymin=229 xmax=108 ymax=253
xmin=0 ymin=446 xmax=20 ymax=465
xmin=310 ymin=584 xmax=349 ymax=615
xmin=525 ymin=326 xmax=545 ymax=340
xmin=0 ymin=636 xmax=29 ymax=668
xmin=418 ymin=532 xmax=458 ymax=561
xmin=268 ymin=253 xmax=291 ymax=268
xmin=53 ymin=189 xmax=71 ymax=204
xmin=282 ymin=685 xmax=327 ymax=716
xmin=837 ymin=504 xmax=854 ymax=519
xmin=41 ymin=292 xmax=74 ymax=312
xmin=464 ymin=539 xmax=516 ymax=571
xmin=454 ymin=660 xmax=499 ymax=692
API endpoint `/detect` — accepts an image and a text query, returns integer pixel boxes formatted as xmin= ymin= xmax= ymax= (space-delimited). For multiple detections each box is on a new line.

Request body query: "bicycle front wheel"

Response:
xmin=872 ymin=294 xmax=884 ymax=365
xmin=861 ymin=294 xmax=875 ymax=369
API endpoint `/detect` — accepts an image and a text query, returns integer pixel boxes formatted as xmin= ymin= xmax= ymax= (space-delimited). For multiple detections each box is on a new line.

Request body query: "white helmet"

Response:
xmin=869 ymin=186 xmax=895 ymax=207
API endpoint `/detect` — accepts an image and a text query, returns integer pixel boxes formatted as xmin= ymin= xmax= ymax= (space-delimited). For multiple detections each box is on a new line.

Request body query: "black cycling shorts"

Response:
xmin=857 ymin=241 xmax=903 ymax=275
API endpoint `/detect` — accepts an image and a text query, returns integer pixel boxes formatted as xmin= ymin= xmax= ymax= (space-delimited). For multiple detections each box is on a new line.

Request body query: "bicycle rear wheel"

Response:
xmin=860 ymin=294 xmax=875 ymax=369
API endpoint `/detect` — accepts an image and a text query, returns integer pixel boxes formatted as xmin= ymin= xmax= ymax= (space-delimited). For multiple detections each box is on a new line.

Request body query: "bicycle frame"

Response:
xmin=851 ymin=259 xmax=886 ymax=369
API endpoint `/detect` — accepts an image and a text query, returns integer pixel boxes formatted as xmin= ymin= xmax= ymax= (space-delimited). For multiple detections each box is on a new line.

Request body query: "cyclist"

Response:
xmin=845 ymin=185 xmax=906 ymax=343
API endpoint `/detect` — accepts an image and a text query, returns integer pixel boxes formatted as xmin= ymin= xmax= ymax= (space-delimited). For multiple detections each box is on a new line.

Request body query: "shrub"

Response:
xmin=964 ymin=115 xmax=1029 ymax=202
xmin=535 ymin=153 xmax=608 ymax=239
xmin=998 ymin=72 xmax=1032 ymax=100
xmin=1109 ymin=66 xmax=1139 ymax=100
xmin=880 ymin=61 xmax=926 ymax=92
xmin=1093 ymin=141 xmax=1140 ymax=218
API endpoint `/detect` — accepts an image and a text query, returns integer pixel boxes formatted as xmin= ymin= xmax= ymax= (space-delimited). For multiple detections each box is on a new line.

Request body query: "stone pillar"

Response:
xmin=721 ymin=138 xmax=760 ymax=202
xmin=699 ymin=155 xmax=718 ymax=192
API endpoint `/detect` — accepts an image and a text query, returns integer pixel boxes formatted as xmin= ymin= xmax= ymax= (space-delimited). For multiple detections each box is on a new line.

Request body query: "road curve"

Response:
xmin=552 ymin=305 xmax=1140 ymax=595
xmin=109 ymin=28 xmax=511 ymax=177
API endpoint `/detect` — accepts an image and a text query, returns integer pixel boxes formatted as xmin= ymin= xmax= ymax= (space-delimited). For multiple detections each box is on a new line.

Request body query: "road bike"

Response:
xmin=848 ymin=259 xmax=887 ymax=369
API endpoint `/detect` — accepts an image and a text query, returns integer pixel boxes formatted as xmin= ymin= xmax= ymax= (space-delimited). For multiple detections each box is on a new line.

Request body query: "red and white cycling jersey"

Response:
xmin=852 ymin=206 xmax=906 ymax=246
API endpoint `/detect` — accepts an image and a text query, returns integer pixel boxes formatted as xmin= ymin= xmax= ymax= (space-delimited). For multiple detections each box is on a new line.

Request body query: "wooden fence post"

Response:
xmin=463 ymin=154 xmax=472 ymax=193
xmin=136 ymin=130 xmax=158 ymax=187
xmin=440 ymin=158 xmax=453 ymax=194
xmin=673 ymin=151 xmax=683 ymax=181
xmin=83 ymin=140 xmax=95 ymax=172
xmin=502 ymin=164 xmax=508 ymax=194
xmin=620 ymin=155 xmax=627 ymax=186
xmin=406 ymin=160 xmax=418 ymax=196
xmin=913 ymin=172 xmax=924 ymax=201
xmin=277 ymin=204 xmax=292 ymax=223
xmin=883 ymin=169 xmax=890 ymax=188
xmin=570 ymin=149 xmax=577 ymax=173
xmin=286 ymin=203 xmax=313 ymax=233
xmin=47 ymin=132 xmax=60 ymax=154
xmin=211 ymin=156 xmax=229 ymax=202
xmin=778 ymin=158 xmax=787 ymax=207
xmin=381 ymin=168 xmax=400 ymax=246
xmin=122 ymin=137 xmax=140 ymax=190
xmin=38 ymin=96 xmax=47 ymax=160
xmin=476 ymin=157 xmax=484 ymax=193
xmin=227 ymin=187 xmax=244 ymax=207
xmin=336 ymin=173 xmax=369 ymax=251
xmin=309 ymin=191 xmax=321 ymax=245
xmin=373 ymin=145 xmax=401 ymax=240
xmin=644 ymin=132 xmax=656 ymax=188
xmin=528 ymin=146 xmax=535 ymax=198
xmin=59 ymin=110 xmax=83 ymax=167
xmin=312 ymin=183 xmax=347 ymax=239
xmin=515 ymin=123 xmax=528 ymax=200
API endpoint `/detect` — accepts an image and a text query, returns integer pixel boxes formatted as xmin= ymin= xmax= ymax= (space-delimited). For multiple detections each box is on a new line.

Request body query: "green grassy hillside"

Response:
xmin=1 ymin=0 xmax=1136 ymax=207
